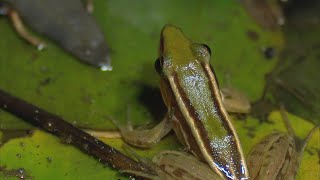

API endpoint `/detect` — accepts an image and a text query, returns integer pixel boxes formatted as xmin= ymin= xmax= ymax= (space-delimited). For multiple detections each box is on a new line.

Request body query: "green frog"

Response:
xmin=115 ymin=25 xmax=318 ymax=180
xmin=118 ymin=24 xmax=249 ymax=180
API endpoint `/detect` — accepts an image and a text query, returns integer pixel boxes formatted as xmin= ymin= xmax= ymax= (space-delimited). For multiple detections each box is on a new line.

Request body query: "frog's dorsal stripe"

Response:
xmin=167 ymin=62 xmax=248 ymax=180
xmin=202 ymin=63 xmax=249 ymax=179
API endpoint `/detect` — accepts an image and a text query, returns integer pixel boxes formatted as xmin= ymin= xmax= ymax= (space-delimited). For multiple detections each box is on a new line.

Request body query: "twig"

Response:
xmin=0 ymin=89 xmax=155 ymax=178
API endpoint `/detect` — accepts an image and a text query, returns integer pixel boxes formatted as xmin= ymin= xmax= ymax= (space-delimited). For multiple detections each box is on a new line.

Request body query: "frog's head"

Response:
xmin=155 ymin=24 xmax=211 ymax=76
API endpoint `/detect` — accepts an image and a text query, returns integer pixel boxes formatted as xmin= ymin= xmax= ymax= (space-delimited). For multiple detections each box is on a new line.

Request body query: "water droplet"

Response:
xmin=19 ymin=142 xmax=24 ymax=147
xmin=64 ymin=135 xmax=73 ymax=144
xmin=45 ymin=121 xmax=56 ymax=132
xmin=46 ymin=157 xmax=52 ymax=163
xmin=18 ymin=168 xmax=24 ymax=174
xmin=83 ymin=144 xmax=89 ymax=151
xmin=100 ymin=65 xmax=113 ymax=71
xmin=37 ymin=43 xmax=46 ymax=51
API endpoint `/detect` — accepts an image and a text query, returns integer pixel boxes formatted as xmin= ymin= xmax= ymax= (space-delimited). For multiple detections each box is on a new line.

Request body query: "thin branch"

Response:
xmin=0 ymin=89 xmax=155 ymax=179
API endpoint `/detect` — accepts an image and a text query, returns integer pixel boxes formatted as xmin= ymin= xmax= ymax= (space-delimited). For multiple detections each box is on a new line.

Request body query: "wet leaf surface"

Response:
xmin=0 ymin=0 xmax=281 ymax=130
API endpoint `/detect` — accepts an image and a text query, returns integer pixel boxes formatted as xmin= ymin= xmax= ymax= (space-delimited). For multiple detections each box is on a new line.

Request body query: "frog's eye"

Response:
xmin=202 ymin=44 xmax=211 ymax=55
xmin=154 ymin=57 xmax=163 ymax=74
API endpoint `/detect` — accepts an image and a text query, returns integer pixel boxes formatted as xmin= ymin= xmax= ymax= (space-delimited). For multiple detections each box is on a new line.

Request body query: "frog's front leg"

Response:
xmin=221 ymin=87 xmax=251 ymax=114
xmin=0 ymin=3 xmax=46 ymax=50
xmin=118 ymin=112 xmax=173 ymax=148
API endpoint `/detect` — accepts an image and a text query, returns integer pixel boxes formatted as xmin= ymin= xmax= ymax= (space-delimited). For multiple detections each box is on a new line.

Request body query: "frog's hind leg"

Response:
xmin=297 ymin=125 xmax=319 ymax=161
xmin=2 ymin=5 xmax=46 ymax=50
xmin=279 ymin=105 xmax=319 ymax=168
xmin=279 ymin=105 xmax=295 ymax=137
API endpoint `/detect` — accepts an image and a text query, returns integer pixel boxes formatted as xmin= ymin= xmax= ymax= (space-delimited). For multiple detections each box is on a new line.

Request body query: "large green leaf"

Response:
xmin=0 ymin=0 xmax=281 ymax=130
xmin=0 ymin=130 xmax=123 ymax=179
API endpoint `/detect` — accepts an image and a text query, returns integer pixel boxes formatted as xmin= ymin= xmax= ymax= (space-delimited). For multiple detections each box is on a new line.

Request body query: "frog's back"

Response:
xmin=159 ymin=24 xmax=249 ymax=180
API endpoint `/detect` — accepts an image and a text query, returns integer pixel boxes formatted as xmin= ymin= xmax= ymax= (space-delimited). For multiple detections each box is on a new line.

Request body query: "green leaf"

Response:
xmin=0 ymin=130 xmax=123 ymax=179
xmin=0 ymin=130 xmax=181 ymax=179
xmin=0 ymin=130 xmax=2 ymax=143
xmin=0 ymin=0 xmax=281 ymax=130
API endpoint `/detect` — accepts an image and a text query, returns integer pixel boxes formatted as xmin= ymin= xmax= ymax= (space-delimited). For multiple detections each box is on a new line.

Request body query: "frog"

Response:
xmin=115 ymin=25 xmax=319 ymax=180
xmin=116 ymin=24 xmax=249 ymax=180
